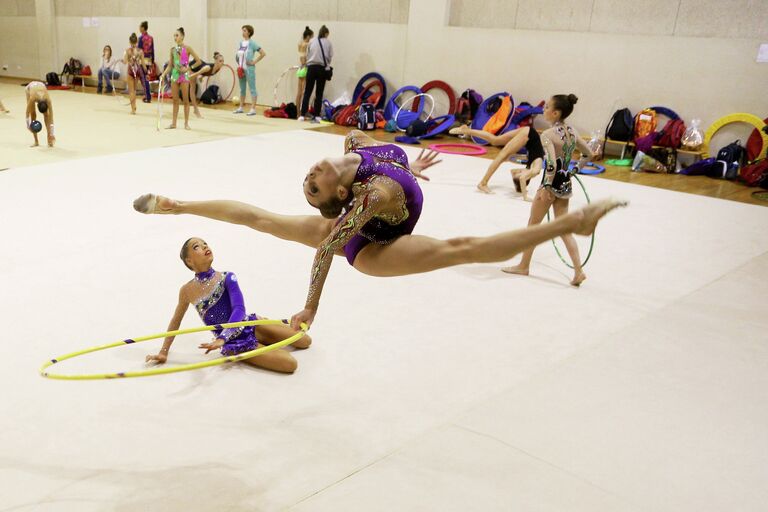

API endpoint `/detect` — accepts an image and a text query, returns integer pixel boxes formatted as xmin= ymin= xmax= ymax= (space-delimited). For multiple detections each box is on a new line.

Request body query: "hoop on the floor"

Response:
xmin=40 ymin=318 xmax=308 ymax=381
xmin=545 ymin=174 xmax=595 ymax=269
xmin=569 ymin=161 xmax=606 ymax=175
xmin=604 ymin=158 xmax=633 ymax=167
xmin=428 ymin=143 xmax=488 ymax=156
xmin=272 ymin=65 xmax=300 ymax=106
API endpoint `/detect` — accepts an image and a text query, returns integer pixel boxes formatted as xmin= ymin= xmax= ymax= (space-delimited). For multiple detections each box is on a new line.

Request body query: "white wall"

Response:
xmin=407 ymin=0 xmax=768 ymax=133
xmin=0 ymin=0 xmax=38 ymax=78
xmin=55 ymin=17 xmax=183 ymax=77
xmin=208 ymin=18 xmax=406 ymax=105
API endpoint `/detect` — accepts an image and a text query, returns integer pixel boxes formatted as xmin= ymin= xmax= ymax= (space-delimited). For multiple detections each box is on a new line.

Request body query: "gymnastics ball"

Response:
xmin=231 ymin=96 xmax=240 ymax=104
xmin=30 ymin=120 xmax=43 ymax=133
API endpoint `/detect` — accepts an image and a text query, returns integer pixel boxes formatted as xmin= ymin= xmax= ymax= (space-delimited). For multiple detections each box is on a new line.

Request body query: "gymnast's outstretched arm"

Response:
xmin=147 ymin=287 xmax=189 ymax=364
xmin=291 ymin=185 xmax=392 ymax=329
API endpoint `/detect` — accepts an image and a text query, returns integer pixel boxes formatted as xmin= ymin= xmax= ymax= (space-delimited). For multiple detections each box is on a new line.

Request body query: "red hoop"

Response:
xmin=414 ymin=80 xmax=456 ymax=115
xmin=204 ymin=63 xmax=236 ymax=102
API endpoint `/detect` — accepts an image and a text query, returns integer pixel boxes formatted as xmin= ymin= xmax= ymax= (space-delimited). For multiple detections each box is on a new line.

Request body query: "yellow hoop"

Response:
xmin=703 ymin=113 xmax=768 ymax=158
xmin=40 ymin=318 xmax=307 ymax=381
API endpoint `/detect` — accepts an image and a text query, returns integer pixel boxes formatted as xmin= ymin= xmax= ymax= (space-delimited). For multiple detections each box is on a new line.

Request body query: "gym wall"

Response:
xmin=1 ymin=0 xmax=765 ymax=144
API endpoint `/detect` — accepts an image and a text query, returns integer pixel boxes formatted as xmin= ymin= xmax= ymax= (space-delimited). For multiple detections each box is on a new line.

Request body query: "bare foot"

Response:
xmin=166 ymin=124 xmax=176 ymax=129
xmin=130 ymin=110 xmax=136 ymax=115
xmin=449 ymin=125 xmax=470 ymax=137
xmin=570 ymin=272 xmax=587 ymax=287
xmin=477 ymin=183 xmax=493 ymax=194
xmin=194 ymin=108 xmax=202 ymax=118
xmin=133 ymin=194 xmax=178 ymax=214
xmin=523 ymin=195 xmax=533 ymax=202
xmin=184 ymin=124 xmax=191 ymax=130
xmin=573 ymin=198 xmax=628 ymax=236
xmin=501 ymin=265 xmax=529 ymax=276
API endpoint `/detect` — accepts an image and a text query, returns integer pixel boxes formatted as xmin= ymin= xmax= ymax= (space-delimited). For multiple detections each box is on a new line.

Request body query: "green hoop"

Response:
xmin=545 ymin=174 xmax=595 ymax=269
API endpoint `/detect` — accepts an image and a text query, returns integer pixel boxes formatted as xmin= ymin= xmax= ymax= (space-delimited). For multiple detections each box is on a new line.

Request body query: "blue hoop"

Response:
xmin=470 ymin=92 xmax=515 ymax=145
xmin=648 ymin=106 xmax=680 ymax=120
xmin=384 ymin=85 xmax=422 ymax=121
xmin=353 ymin=72 xmax=387 ymax=109
xmin=569 ymin=161 xmax=606 ymax=175
xmin=419 ymin=114 xmax=455 ymax=139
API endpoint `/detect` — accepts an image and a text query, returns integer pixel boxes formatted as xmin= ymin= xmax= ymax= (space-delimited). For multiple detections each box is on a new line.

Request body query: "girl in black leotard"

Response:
xmin=449 ymin=124 xmax=545 ymax=200
xmin=189 ymin=52 xmax=225 ymax=118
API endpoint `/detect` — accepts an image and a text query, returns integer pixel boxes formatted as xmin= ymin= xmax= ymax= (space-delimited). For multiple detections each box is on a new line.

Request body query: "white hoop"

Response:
xmin=155 ymin=76 xmax=164 ymax=131
xmin=273 ymin=65 xmax=300 ymax=106
xmin=394 ymin=93 xmax=435 ymax=132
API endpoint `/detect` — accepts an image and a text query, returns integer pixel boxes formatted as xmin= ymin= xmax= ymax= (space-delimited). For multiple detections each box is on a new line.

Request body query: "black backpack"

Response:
xmin=200 ymin=85 xmax=220 ymax=105
xmin=46 ymin=72 xmax=61 ymax=86
xmin=357 ymin=103 xmax=376 ymax=130
xmin=61 ymin=57 xmax=82 ymax=76
xmin=605 ymin=108 xmax=634 ymax=142
xmin=716 ymin=140 xmax=745 ymax=166
xmin=406 ymin=119 xmax=428 ymax=137
xmin=285 ymin=102 xmax=298 ymax=119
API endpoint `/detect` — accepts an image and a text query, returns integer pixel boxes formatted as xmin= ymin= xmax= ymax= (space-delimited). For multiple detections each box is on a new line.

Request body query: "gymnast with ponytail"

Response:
xmin=503 ymin=94 xmax=597 ymax=286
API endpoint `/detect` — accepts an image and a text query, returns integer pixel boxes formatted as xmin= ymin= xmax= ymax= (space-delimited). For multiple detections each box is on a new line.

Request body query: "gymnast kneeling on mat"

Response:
xmin=146 ymin=237 xmax=311 ymax=373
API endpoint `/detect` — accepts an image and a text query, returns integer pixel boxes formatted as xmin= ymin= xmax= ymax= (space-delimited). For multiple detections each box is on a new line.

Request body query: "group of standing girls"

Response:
xmin=93 ymin=22 xmax=333 ymax=128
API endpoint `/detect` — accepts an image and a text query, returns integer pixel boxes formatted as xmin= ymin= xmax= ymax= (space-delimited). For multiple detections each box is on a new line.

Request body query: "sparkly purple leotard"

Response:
xmin=194 ymin=269 xmax=259 ymax=355
xmin=342 ymin=144 xmax=424 ymax=264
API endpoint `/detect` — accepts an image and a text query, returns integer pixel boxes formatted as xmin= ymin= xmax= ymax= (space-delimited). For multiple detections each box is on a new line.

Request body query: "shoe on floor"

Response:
xmin=233 ymin=107 xmax=244 ymax=114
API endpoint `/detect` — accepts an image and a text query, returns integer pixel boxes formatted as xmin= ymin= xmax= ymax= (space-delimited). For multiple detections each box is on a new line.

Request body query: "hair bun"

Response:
xmin=567 ymin=94 xmax=578 ymax=105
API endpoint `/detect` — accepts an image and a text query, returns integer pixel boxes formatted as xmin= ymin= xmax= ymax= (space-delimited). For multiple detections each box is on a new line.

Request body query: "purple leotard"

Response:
xmin=342 ymin=144 xmax=424 ymax=264
xmin=194 ymin=269 xmax=259 ymax=355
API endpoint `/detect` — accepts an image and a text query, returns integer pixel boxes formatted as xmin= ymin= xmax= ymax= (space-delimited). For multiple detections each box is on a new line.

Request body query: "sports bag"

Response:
xmin=656 ymin=119 xmax=686 ymax=148
xmin=357 ymin=103 xmax=376 ymax=130
xmin=200 ymin=85 xmax=220 ymax=104
xmin=633 ymin=108 xmax=658 ymax=140
xmin=605 ymin=108 xmax=633 ymax=141
xmin=740 ymin=159 xmax=768 ymax=187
